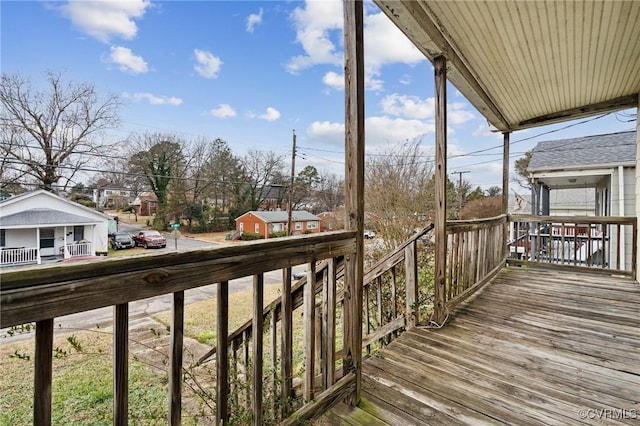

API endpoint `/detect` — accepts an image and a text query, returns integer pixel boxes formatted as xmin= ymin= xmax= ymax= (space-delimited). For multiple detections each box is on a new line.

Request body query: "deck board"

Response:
xmin=323 ymin=267 xmax=640 ymax=425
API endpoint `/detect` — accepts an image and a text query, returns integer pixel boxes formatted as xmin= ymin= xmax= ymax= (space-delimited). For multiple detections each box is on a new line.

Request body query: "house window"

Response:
xmin=307 ymin=222 xmax=317 ymax=229
xmin=40 ymin=228 xmax=55 ymax=249
xmin=0 ymin=229 xmax=5 ymax=247
xmin=295 ymin=222 xmax=303 ymax=230
xmin=239 ymin=223 xmax=244 ymax=232
xmin=255 ymin=223 xmax=260 ymax=233
xmin=74 ymin=225 xmax=84 ymax=241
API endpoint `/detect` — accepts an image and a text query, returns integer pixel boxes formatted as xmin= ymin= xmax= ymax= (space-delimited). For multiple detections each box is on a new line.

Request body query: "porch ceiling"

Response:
xmin=374 ymin=0 xmax=640 ymax=132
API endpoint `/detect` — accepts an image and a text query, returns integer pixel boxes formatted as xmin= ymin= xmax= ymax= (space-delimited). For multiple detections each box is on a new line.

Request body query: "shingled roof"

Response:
xmin=528 ymin=131 xmax=636 ymax=172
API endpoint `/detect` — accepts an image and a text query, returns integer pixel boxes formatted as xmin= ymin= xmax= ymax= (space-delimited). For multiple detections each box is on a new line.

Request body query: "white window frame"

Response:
xmin=307 ymin=221 xmax=317 ymax=229
xmin=255 ymin=223 xmax=260 ymax=233
xmin=295 ymin=222 xmax=303 ymax=230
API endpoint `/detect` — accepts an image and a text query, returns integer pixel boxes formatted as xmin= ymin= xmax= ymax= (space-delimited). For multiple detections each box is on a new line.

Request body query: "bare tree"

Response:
xmin=365 ymin=140 xmax=434 ymax=251
xmin=316 ymin=172 xmax=344 ymax=213
xmin=128 ymin=133 xmax=186 ymax=229
xmin=0 ymin=71 xmax=120 ymax=191
xmin=236 ymin=149 xmax=286 ymax=212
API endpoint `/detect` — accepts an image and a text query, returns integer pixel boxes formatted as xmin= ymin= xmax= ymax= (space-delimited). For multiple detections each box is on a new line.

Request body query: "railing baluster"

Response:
xmin=376 ymin=276 xmax=383 ymax=347
xmin=616 ymin=224 xmax=621 ymax=270
xmin=325 ymin=258 xmax=337 ymax=387
xmin=270 ymin=306 xmax=278 ymax=421
xmin=364 ymin=280 xmax=370 ymax=355
xmin=169 ymin=291 xmax=184 ymax=425
xmin=113 ymin=303 xmax=128 ymax=426
xmin=281 ymin=268 xmax=293 ymax=417
xmin=304 ymin=262 xmax=316 ymax=402
xmin=34 ymin=318 xmax=54 ymax=426
xmin=404 ymin=241 xmax=417 ymax=326
xmin=216 ymin=282 xmax=229 ymax=425
xmin=252 ymin=274 xmax=264 ymax=426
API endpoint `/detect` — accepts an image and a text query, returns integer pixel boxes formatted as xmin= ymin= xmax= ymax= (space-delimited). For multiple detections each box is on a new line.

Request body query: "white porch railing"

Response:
xmin=63 ymin=241 xmax=94 ymax=258
xmin=0 ymin=247 xmax=39 ymax=266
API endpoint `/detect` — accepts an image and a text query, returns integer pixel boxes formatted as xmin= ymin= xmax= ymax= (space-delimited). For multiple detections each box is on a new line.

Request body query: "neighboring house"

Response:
xmin=131 ymin=192 xmax=158 ymax=216
xmin=92 ymin=181 xmax=134 ymax=210
xmin=0 ymin=190 xmax=110 ymax=267
xmin=235 ymin=210 xmax=321 ymax=238
xmin=526 ymin=130 xmax=636 ymax=269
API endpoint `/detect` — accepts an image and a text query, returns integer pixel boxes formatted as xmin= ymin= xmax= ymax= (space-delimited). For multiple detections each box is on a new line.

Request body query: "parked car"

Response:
xmin=110 ymin=232 xmax=135 ymax=250
xmin=364 ymin=230 xmax=376 ymax=239
xmin=133 ymin=230 xmax=167 ymax=249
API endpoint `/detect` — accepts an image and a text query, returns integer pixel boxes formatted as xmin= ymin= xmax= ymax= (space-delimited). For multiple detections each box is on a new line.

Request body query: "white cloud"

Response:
xmin=246 ymin=8 xmax=263 ymax=33
xmin=194 ymin=49 xmax=222 ymax=79
xmin=287 ymin=0 xmax=425 ymax=89
xmin=381 ymin=94 xmax=435 ymax=119
xmin=210 ymin=104 xmax=237 ymax=118
xmin=286 ymin=1 xmax=343 ymax=73
xmin=472 ymin=124 xmax=503 ymax=138
xmin=62 ymin=0 xmax=151 ymax=43
xmin=123 ymin=92 xmax=182 ymax=105
xmin=322 ymin=71 xmax=344 ymax=90
xmin=108 ymin=46 xmax=148 ymax=74
xmin=448 ymin=102 xmax=476 ymax=124
xmin=258 ymin=107 xmax=281 ymax=121
xmin=306 ymin=116 xmax=435 ymax=149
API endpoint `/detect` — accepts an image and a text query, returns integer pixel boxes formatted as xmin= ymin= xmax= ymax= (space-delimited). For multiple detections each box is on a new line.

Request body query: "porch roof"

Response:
xmin=528 ymin=131 xmax=636 ymax=172
xmin=374 ymin=1 xmax=640 ymax=132
xmin=0 ymin=208 xmax=102 ymax=229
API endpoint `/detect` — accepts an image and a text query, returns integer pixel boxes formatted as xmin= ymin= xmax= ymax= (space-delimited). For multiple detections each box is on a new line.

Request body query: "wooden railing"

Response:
xmin=0 ymin=231 xmax=357 ymax=426
xmin=445 ymin=215 xmax=508 ymax=312
xmin=196 ymin=224 xmax=435 ymax=424
xmin=508 ymin=214 xmax=637 ymax=277
xmin=63 ymin=241 xmax=93 ymax=257
xmin=0 ymin=247 xmax=39 ymax=266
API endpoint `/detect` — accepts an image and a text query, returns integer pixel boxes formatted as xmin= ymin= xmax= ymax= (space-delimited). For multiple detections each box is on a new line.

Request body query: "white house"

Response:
xmin=527 ymin=130 xmax=636 ymax=270
xmin=0 ymin=190 xmax=111 ymax=267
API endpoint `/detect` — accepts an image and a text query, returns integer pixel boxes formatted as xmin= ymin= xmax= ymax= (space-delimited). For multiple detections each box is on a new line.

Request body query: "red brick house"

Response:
xmin=235 ymin=211 xmax=321 ymax=238
xmin=131 ymin=192 xmax=158 ymax=216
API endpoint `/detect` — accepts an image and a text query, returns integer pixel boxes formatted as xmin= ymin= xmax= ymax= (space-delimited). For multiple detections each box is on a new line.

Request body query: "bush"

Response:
xmin=240 ymin=232 xmax=264 ymax=241
xmin=269 ymin=230 xmax=288 ymax=238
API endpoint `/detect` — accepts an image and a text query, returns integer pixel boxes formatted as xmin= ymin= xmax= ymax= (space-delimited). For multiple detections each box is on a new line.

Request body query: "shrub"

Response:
xmin=240 ymin=232 xmax=264 ymax=241
xmin=269 ymin=230 xmax=287 ymax=238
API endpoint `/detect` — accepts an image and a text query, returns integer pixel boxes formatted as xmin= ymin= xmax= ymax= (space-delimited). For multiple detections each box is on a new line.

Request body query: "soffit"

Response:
xmin=374 ymin=0 xmax=640 ymax=131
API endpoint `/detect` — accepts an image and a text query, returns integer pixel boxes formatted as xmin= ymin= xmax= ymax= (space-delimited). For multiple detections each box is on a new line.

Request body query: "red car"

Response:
xmin=133 ymin=230 xmax=167 ymax=249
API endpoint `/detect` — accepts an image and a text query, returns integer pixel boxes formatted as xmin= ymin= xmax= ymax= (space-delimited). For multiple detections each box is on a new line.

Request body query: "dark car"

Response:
xmin=133 ymin=230 xmax=167 ymax=249
xmin=110 ymin=232 xmax=135 ymax=250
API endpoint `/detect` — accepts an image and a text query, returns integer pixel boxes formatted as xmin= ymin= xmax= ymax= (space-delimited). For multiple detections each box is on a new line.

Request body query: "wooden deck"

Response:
xmin=323 ymin=267 xmax=640 ymax=425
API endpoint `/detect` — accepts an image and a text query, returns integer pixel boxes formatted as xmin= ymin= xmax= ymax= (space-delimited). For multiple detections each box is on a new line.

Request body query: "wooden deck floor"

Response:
xmin=323 ymin=267 xmax=640 ymax=425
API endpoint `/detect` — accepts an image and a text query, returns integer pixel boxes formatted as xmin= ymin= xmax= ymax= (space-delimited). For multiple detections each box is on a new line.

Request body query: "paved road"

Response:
xmin=1 ymin=230 xmax=307 ymax=342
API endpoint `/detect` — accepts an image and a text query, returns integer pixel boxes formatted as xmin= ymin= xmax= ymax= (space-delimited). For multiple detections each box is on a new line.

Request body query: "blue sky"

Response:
xmin=2 ymin=0 xmax=636 ymax=191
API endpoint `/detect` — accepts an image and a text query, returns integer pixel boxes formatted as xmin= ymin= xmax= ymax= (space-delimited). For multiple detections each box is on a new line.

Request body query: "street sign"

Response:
xmin=171 ymin=223 xmax=180 ymax=229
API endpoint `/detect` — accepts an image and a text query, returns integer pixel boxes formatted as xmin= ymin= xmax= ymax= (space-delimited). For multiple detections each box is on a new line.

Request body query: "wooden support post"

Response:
xmin=216 ymin=282 xmax=229 ymax=425
xmin=502 ymin=132 xmax=510 ymax=260
xmin=252 ymin=274 xmax=264 ymax=425
xmin=433 ymin=55 xmax=448 ymax=325
xmin=34 ymin=319 xmax=53 ymax=426
xmin=343 ymin=0 xmax=365 ymax=407
xmin=169 ymin=291 xmax=184 ymax=426
xmin=113 ymin=303 xmax=128 ymax=426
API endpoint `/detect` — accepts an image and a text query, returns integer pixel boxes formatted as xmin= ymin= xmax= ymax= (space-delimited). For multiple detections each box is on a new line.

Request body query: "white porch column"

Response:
xmin=36 ymin=227 xmax=41 ymax=264
xmin=63 ymin=226 xmax=69 ymax=259
xmin=618 ymin=165 xmax=625 ymax=269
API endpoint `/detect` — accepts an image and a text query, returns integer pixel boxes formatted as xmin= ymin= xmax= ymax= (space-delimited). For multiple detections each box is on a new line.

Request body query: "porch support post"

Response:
xmin=343 ymin=0 xmax=364 ymax=406
xmin=63 ymin=226 xmax=68 ymax=259
xmin=36 ymin=227 xmax=41 ymax=264
xmin=433 ymin=55 xmax=448 ymax=325
xmin=502 ymin=132 xmax=510 ymax=260
xmin=635 ymin=95 xmax=639 ymax=280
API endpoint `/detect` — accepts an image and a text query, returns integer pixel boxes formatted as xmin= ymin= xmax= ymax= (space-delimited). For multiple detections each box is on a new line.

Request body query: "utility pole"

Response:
xmin=287 ymin=130 xmax=296 ymax=235
xmin=451 ymin=170 xmax=470 ymax=218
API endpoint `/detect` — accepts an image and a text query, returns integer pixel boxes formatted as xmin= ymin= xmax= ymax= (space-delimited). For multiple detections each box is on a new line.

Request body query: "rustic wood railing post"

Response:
xmin=216 ymin=281 xmax=229 ymax=425
xmin=304 ymin=262 xmax=316 ymax=402
xmin=502 ymin=132 xmax=510 ymax=261
xmin=113 ymin=303 xmax=128 ymax=426
xmin=252 ymin=274 xmax=264 ymax=425
xmin=34 ymin=318 xmax=53 ymax=426
xmin=343 ymin=0 xmax=365 ymax=406
xmin=433 ymin=54 xmax=448 ymax=325
xmin=404 ymin=242 xmax=418 ymax=327
xmin=169 ymin=291 xmax=184 ymax=425
xmin=281 ymin=268 xmax=293 ymax=417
